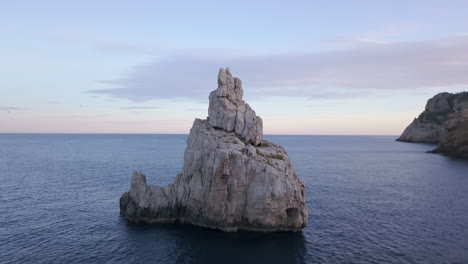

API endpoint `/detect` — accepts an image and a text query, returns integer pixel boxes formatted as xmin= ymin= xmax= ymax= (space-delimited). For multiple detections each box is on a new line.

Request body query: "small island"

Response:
xmin=120 ymin=68 xmax=308 ymax=232
xmin=397 ymin=92 xmax=468 ymax=158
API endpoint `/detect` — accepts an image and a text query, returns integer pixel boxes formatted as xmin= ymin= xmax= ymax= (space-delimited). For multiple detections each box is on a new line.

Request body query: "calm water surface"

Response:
xmin=0 ymin=134 xmax=467 ymax=263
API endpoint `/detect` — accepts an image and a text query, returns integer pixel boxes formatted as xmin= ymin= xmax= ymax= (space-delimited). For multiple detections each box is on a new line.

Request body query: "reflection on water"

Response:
xmin=122 ymin=221 xmax=307 ymax=263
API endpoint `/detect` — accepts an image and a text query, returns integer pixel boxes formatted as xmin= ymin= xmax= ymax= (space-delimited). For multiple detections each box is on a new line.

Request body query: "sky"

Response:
xmin=1 ymin=0 xmax=468 ymax=135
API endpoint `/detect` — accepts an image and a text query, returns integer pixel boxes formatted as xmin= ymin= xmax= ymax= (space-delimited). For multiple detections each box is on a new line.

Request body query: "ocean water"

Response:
xmin=0 ymin=134 xmax=467 ymax=264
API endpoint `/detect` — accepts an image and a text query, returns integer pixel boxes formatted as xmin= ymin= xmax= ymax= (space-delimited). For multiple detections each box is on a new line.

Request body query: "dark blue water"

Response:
xmin=1 ymin=134 xmax=467 ymax=264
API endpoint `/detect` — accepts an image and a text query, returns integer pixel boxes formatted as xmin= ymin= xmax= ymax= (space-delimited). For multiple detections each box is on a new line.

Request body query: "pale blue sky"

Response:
xmin=1 ymin=0 xmax=468 ymax=134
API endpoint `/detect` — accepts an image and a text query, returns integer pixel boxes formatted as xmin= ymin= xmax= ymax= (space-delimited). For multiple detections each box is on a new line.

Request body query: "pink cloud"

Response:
xmin=88 ymin=35 xmax=468 ymax=101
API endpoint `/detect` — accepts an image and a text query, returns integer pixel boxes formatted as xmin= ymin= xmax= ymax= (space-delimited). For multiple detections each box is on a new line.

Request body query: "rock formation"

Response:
xmin=397 ymin=91 xmax=468 ymax=158
xmin=208 ymin=68 xmax=263 ymax=146
xmin=430 ymin=109 xmax=468 ymax=158
xmin=120 ymin=68 xmax=308 ymax=232
xmin=397 ymin=92 xmax=468 ymax=143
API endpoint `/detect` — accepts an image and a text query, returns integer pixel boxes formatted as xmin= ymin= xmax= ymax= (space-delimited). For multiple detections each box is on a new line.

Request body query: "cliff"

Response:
xmin=397 ymin=91 xmax=468 ymax=158
xmin=430 ymin=109 xmax=468 ymax=158
xmin=119 ymin=68 xmax=308 ymax=232
xmin=397 ymin=92 xmax=468 ymax=143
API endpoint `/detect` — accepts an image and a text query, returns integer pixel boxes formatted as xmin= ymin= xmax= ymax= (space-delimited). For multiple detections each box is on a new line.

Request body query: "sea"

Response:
xmin=0 ymin=134 xmax=467 ymax=264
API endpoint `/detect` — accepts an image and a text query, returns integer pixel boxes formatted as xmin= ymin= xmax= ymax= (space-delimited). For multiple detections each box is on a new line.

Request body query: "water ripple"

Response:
xmin=1 ymin=134 xmax=467 ymax=263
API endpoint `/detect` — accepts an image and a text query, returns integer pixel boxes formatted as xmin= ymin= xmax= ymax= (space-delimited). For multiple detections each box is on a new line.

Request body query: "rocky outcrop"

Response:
xmin=208 ymin=68 xmax=263 ymax=146
xmin=430 ymin=109 xmax=468 ymax=158
xmin=397 ymin=92 xmax=468 ymax=143
xmin=120 ymin=68 xmax=308 ymax=232
xmin=397 ymin=91 xmax=468 ymax=158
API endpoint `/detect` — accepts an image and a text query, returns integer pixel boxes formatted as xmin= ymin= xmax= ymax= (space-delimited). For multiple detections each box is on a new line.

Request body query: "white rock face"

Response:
xmin=208 ymin=68 xmax=263 ymax=146
xmin=120 ymin=68 xmax=308 ymax=232
xmin=397 ymin=121 xmax=445 ymax=143
xmin=397 ymin=92 xmax=468 ymax=143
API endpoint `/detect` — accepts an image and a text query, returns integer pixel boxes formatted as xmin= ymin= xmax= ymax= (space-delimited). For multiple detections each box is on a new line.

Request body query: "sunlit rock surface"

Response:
xmin=397 ymin=92 xmax=468 ymax=143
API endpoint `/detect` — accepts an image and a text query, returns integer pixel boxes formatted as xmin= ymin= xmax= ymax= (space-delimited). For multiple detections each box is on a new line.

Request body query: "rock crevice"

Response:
xmin=120 ymin=68 xmax=308 ymax=232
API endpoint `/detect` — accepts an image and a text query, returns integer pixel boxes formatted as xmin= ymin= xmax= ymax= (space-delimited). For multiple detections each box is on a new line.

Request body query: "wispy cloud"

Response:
xmin=184 ymin=108 xmax=206 ymax=112
xmin=323 ymin=35 xmax=389 ymax=46
xmin=87 ymin=35 xmax=468 ymax=102
xmin=306 ymin=104 xmax=333 ymax=108
xmin=331 ymin=23 xmax=422 ymax=45
xmin=120 ymin=106 xmax=159 ymax=110
xmin=54 ymin=31 xmax=158 ymax=55
xmin=51 ymin=114 xmax=112 ymax=119
xmin=0 ymin=107 xmax=25 ymax=111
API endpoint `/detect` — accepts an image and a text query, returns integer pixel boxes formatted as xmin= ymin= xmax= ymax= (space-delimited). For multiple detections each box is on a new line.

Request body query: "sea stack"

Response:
xmin=120 ymin=68 xmax=308 ymax=232
xmin=397 ymin=92 xmax=468 ymax=158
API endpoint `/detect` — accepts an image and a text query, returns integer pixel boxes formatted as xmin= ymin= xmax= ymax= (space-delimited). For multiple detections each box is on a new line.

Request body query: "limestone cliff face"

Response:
xmin=120 ymin=68 xmax=308 ymax=232
xmin=208 ymin=68 xmax=263 ymax=146
xmin=431 ymin=109 xmax=468 ymax=158
xmin=397 ymin=91 xmax=468 ymax=158
xmin=397 ymin=92 xmax=468 ymax=143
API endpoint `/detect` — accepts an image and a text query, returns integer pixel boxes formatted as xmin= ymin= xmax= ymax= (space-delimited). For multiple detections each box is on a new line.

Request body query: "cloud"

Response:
xmin=323 ymin=35 xmax=389 ymax=46
xmin=0 ymin=107 xmax=25 ymax=111
xmin=52 ymin=114 xmax=112 ymax=119
xmin=55 ymin=31 xmax=156 ymax=55
xmin=184 ymin=108 xmax=206 ymax=112
xmin=120 ymin=106 xmax=160 ymax=110
xmin=325 ymin=23 xmax=422 ymax=46
xmin=87 ymin=35 xmax=468 ymax=102
xmin=306 ymin=104 xmax=333 ymax=108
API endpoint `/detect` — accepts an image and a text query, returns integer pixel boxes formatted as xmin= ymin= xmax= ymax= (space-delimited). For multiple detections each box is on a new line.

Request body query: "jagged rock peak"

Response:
xmin=216 ymin=67 xmax=243 ymax=104
xmin=208 ymin=67 xmax=263 ymax=146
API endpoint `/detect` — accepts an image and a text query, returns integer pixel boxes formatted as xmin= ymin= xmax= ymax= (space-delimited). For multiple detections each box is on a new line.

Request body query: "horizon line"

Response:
xmin=0 ymin=132 xmax=400 ymax=137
